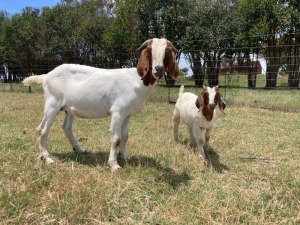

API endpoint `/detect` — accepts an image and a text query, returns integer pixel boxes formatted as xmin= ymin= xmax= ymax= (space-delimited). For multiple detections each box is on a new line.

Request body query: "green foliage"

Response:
xmin=0 ymin=0 xmax=299 ymax=88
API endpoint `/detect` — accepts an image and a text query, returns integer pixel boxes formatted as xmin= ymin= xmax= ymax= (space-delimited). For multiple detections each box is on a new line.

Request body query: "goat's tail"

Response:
xmin=179 ymin=85 xmax=184 ymax=97
xmin=22 ymin=75 xmax=45 ymax=86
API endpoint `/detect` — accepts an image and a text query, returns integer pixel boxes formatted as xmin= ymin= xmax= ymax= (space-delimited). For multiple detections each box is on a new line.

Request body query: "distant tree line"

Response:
xmin=0 ymin=0 xmax=299 ymax=88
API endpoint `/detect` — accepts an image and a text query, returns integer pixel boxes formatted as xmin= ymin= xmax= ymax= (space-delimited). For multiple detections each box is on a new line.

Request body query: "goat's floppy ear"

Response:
xmin=167 ymin=52 xmax=179 ymax=80
xmin=216 ymin=86 xmax=226 ymax=113
xmin=168 ymin=60 xmax=179 ymax=80
xmin=137 ymin=49 xmax=149 ymax=79
xmin=218 ymin=96 xmax=226 ymax=112
xmin=195 ymin=94 xmax=204 ymax=112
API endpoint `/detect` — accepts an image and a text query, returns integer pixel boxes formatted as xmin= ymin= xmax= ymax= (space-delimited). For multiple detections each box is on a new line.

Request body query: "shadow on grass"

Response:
xmin=52 ymin=150 xmax=191 ymax=189
xmin=178 ymin=139 xmax=230 ymax=173
xmin=127 ymin=155 xmax=191 ymax=188
xmin=206 ymin=147 xmax=230 ymax=173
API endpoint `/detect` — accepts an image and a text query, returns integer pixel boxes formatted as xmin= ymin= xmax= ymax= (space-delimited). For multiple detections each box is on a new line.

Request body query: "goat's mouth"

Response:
xmin=208 ymin=104 xmax=216 ymax=110
xmin=152 ymin=65 xmax=165 ymax=79
xmin=152 ymin=71 xmax=164 ymax=80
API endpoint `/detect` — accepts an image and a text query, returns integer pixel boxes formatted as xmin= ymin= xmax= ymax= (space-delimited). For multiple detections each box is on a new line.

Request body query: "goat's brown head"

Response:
xmin=137 ymin=38 xmax=179 ymax=85
xmin=195 ymin=86 xmax=226 ymax=121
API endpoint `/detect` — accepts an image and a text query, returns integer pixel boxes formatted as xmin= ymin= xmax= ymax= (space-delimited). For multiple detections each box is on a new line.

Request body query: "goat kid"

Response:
xmin=173 ymin=85 xmax=225 ymax=161
xmin=23 ymin=38 xmax=179 ymax=172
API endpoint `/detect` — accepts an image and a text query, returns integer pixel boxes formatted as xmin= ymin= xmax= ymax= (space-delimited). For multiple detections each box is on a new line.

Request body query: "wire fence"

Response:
xmin=1 ymin=41 xmax=299 ymax=107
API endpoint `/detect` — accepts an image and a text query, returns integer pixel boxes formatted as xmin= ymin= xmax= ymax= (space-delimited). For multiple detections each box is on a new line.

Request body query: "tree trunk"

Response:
xmin=265 ymin=25 xmax=280 ymax=88
xmin=206 ymin=51 xmax=219 ymax=87
xmin=189 ymin=53 xmax=205 ymax=87
xmin=288 ymin=31 xmax=300 ymax=88
xmin=245 ymin=53 xmax=257 ymax=88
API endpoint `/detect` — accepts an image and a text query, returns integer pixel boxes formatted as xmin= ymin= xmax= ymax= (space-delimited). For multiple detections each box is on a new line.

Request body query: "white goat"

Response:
xmin=173 ymin=85 xmax=225 ymax=160
xmin=23 ymin=38 xmax=179 ymax=172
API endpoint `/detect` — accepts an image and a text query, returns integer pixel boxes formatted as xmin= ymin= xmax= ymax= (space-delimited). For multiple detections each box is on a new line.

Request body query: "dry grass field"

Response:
xmin=0 ymin=82 xmax=300 ymax=224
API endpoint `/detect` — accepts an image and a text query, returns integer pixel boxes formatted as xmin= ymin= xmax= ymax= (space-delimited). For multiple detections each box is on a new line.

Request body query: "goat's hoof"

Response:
xmin=122 ymin=155 xmax=131 ymax=162
xmin=73 ymin=147 xmax=85 ymax=154
xmin=41 ymin=156 xmax=55 ymax=164
xmin=110 ymin=164 xmax=122 ymax=172
xmin=198 ymin=154 xmax=206 ymax=161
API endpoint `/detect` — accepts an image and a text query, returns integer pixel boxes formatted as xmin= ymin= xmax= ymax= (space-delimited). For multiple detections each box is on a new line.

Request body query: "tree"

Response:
xmin=285 ymin=0 xmax=300 ymax=88
xmin=0 ymin=8 xmax=41 ymax=74
xmin=182 ymin=0 xmax=240 ymax=87
xmin=237 ymin=0 xmax=294 ymax=88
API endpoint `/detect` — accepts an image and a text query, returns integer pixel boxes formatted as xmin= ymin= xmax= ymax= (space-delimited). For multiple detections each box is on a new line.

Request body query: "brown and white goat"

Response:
xmin=23 ymin=38 xmax=179 ymax=172
xmin=173 ymin=85 xmax=225 ymax=160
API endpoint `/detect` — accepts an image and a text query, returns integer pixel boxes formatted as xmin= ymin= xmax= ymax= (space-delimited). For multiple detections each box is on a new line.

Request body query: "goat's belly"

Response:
xmin=65 ymin=106 xmax=110 ymax=119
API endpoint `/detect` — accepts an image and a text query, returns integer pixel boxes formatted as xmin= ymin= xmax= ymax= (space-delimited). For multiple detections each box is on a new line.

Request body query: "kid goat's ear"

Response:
xmin=195 ymin=94 xmax=204 ymax=112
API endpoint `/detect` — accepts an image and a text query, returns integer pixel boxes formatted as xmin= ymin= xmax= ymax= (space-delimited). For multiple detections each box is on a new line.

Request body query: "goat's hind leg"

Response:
xmin=119 ymin=116 xmax=131 ymax=164
xmin=173 ymin=108 xmax=180 ymax=142
xmin=62 ymin=112 xmax=84 ymax=154
xmin=108 ymin=113 xmax=124 ymax=172
xmin=38 ymin=104 xmax=60 ymax=164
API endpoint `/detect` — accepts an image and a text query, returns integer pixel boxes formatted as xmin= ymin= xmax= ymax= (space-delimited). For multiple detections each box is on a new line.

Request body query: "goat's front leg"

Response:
xmin=194 ymin=126 xmax=206 ymax=161
xmin=108 ymin=113 xmax=124 ymax=172
xmin=204 ymin=127 xmax=213 ymax=151
xmin=62 ymin=112 xmax=84 ymax=153
xmin=119 ymin=116 xmax=131 ymax=163
xmin=188 ymin=126 xmax=197 ymax=147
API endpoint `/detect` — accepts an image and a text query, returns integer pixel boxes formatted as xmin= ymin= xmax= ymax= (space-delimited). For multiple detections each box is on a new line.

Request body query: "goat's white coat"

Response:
xmin=23 ymin=38 xmax=177 ymax=171
xmin=173 ymin=85 xmax=217 ymax=160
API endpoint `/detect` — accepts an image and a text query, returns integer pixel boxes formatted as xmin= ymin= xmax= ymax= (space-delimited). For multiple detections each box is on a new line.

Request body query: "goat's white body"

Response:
xmin=24 ymin=64 xmax=155 ymax=170
xmin=173 ymin=86 xmax=216 ymax=160
xmin=23 ymin=38 xmax=179 ymax=172
xmin=41 ymin=64 xmax=153 ymax=118
xmin=175 ymin=92 xmax=216 ymax=129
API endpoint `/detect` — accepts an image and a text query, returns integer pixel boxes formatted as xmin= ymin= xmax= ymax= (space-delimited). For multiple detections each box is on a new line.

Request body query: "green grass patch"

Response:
xmin=1 ymin=83 xmax=300 ymax=224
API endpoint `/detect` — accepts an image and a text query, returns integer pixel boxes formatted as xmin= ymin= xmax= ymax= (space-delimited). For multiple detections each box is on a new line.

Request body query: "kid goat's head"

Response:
xmin=137 ymin=38 xmax=179 ymax=85
xmin=195 ymin=86 xmax=226 ymax=121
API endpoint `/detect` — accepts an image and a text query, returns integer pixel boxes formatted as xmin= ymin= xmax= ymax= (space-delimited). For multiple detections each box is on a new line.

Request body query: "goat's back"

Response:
xmin=27 ymin=64 xmax=155 ymax=119
xmin=175 ymin=92 xmax=216 ymax=128
xmin=43 ymin=64 xmax=142 ymax=97
xmin=175 ymin=92 xmax=198 ymax=124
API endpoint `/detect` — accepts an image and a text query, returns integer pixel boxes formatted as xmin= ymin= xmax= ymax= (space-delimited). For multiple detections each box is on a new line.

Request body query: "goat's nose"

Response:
xmin=209 ymin=104 xmax=215 ymax=110
xmin=155 ymin=66 xmax=164 ymax=73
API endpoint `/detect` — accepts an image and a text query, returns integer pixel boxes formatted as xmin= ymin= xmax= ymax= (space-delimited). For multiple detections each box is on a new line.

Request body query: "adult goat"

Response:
xmin=23 ymin=38 xmax=179 ymax=172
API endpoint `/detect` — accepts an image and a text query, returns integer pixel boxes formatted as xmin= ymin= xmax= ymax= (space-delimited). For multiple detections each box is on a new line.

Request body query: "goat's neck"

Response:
xmin=134 ymin=78 xmax=156 ymax=101
xmin=202 ymin=106 xmax=214 ymax=121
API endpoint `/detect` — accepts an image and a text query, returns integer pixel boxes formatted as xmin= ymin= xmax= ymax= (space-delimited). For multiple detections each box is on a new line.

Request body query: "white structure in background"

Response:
xmin=178 ymin=53 xmax=266 ymax=76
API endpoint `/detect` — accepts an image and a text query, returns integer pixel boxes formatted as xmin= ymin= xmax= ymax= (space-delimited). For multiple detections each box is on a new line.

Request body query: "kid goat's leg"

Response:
xmin=194 ymin=127 xmax=206 ymax=160
xmin=62 ymin=112 xmax=84 ymax=153
xmin=188 ymin=126 xmax=197 ymax=147
xmin=173 ymin=108 xmax=180 ymax=142
xmin=204 ymin=127 xmax=213 ymax=150
xmin=37 ymin=101 xmax=60 ymax=164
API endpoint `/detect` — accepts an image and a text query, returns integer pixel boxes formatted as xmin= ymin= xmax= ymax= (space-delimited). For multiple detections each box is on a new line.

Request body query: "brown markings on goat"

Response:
xmin=195 ymin=87 xmax=225 ymax=121
xmin=164 ymin=42 xmax=179 ymax=80
xmin=115 ymin=139 xmax=121 ymax=148
xmin=215 ymin=86 xmax=226 ymax=112
xmin=137 ymin=40 xmax=156 ymax=86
